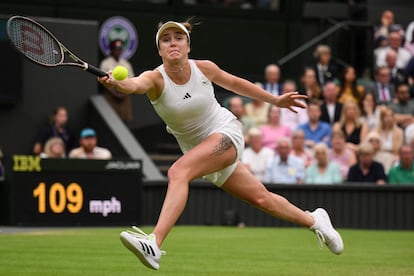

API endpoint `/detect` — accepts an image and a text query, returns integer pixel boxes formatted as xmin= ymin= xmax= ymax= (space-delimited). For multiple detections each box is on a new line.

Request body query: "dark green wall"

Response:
xmin=0 ymin=0 xmax=305 ymax=81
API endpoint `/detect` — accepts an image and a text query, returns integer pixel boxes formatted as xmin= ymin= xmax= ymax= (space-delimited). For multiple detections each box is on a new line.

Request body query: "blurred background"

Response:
xmin=0 ymin=0 xmax=413 ymax=228
xmin=1 ymin=0 xmax=413 ymax=160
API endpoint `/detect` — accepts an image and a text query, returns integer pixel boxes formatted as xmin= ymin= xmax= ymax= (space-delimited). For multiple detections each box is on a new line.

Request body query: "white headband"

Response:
xmin=155 ymin=21 xmax=190 ymax=48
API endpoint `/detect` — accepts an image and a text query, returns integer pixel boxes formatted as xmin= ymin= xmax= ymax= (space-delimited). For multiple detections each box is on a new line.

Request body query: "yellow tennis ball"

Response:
xmin=112 ymin=65 xmax=128 ymax=81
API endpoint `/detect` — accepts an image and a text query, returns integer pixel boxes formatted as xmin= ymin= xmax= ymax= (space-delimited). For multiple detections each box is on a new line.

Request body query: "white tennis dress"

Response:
xmin=151 ymin=59 xmax=244 ymax=186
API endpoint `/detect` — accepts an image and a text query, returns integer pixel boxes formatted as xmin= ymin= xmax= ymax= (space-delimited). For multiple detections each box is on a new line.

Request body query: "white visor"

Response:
xmin=155 ymin=21 xmax=190 ymax=48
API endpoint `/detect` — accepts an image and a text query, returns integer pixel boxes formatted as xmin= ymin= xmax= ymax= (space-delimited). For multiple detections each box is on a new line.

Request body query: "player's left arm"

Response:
xmin=197 ymin=60 xmax=307 ymax=112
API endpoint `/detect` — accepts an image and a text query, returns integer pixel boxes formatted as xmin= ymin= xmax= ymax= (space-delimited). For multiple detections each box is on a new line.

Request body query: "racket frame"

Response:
xmin=7 ymin=15 xmax=107 ymax=77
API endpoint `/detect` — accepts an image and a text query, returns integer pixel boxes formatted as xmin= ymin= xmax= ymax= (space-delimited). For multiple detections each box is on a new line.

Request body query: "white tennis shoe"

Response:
xmin=120 ymin=226 xmax=166 ymax=270
xmin=308 ymin=208 xmax=344 ymax=255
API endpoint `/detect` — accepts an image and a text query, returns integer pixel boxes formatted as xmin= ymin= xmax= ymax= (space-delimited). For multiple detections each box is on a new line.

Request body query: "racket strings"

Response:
xmin=8 ymin=19 xmax=62 ymax=66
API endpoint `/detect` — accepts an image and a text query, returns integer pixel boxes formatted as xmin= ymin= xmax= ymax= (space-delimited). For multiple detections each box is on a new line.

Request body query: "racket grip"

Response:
xmin=85 ymin=64 xmax=108 ymax=77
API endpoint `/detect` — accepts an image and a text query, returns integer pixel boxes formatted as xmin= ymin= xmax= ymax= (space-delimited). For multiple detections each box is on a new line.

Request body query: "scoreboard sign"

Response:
xmin=10 ymin=156 xmax=142 ymax=226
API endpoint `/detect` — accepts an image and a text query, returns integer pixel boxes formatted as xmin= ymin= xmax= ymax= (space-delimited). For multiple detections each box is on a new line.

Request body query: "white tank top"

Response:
xmin=152 ymin=60 xmax=236 ymax=145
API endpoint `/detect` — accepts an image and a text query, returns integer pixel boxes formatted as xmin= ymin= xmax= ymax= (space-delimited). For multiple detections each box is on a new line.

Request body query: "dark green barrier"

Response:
xmin=142 ymin=180 xmax=414 ymax=230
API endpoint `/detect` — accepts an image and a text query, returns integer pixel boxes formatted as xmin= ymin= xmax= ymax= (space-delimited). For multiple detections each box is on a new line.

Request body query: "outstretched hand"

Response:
xmin=276 ymin=92 xmax=308 ymax=113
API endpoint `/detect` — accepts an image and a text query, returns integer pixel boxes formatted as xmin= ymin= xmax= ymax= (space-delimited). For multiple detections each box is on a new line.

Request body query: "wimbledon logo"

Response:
xmin=99 ymin=16 xmax=138 ymax=60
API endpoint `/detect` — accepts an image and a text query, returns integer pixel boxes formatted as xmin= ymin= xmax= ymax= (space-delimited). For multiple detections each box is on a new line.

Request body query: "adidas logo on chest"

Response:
xmin=182 ymin=92 xmax=192 ymax=99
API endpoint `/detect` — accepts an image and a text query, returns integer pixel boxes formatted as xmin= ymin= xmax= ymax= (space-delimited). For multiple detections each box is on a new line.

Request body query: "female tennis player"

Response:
xmin=99 ymin=20 xmax=343 ymax=270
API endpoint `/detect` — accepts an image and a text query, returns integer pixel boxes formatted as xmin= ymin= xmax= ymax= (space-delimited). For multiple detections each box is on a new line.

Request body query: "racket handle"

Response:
xmin=85 ymin=64 xmax=108 ymax=77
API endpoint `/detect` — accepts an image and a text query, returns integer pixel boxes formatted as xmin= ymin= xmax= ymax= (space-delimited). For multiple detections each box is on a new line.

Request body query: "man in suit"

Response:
xmin=320 ymin=82 xmax=343 ymax=125
xmin=262 ymin=64 xmax=282 ymax=96
xmin=364 ymin=66 xmax=395 ymax=105
xmin=384 ymin=49 xmax=407 ymax=87
xmin=311 ymin=44 xmax=338 ymax=87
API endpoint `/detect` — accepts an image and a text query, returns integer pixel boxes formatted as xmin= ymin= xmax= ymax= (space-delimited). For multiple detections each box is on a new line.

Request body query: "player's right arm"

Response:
xmin=99 ymin=70 xmax=162 ymax=100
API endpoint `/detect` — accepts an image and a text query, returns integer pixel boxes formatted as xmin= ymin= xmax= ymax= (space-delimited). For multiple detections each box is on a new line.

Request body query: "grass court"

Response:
xmin=1 ymin=226 xmax=413 ymax=275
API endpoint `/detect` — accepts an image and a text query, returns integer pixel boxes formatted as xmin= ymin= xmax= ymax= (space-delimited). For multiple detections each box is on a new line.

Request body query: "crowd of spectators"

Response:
xmin=238 ymin=10 xmax=414 ymax=186
xmin=13 ymin=10 xmax=414 ymax=186
xmin=32 ymin=108 xmax=112 ymax=160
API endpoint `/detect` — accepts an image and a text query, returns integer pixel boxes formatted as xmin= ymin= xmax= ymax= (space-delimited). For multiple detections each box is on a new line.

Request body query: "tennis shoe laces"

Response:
xmin=120 ymin=226 xmax=166 ymax=270
xmin=307 ymin=208 xmax=344 ymax=255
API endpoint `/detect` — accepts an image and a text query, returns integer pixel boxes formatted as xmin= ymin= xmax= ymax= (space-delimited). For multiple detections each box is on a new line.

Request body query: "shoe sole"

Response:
xmin=120 ymin=232 xmax=160 ymax=270
xmin=316 ymin=208 xmax=344 ymax=255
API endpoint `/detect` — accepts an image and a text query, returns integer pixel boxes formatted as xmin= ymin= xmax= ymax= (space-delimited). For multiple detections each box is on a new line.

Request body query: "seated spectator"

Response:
xmin=404 ymin=27 xmax=414 ymax=56
xmin=69 ymin=128 xmax=112 ymax=160
xmin=360 ymin=92 xmax=380 ymax=131
xmin=364 ymin=66 xmax=395 ymax=106
xmin=365 ymin=131 xmax=396 ymax=174
xmin=328 ymin=130 xmax=357 ymax=180
xmin=279 ymin=80 xmax=309 ymax=130
xmin=305 ymin=143 xmax=342 ymax=185
xmin=376 ymin=31 xmax=412 ymax=70
xmin=244 ymin=82 xmax=271 ymax=127
xmin=228 ymin=96 xmax=256 ymax=142
xmin=298 ymin=99 xmax=331 ymax=149
xmin=311 ymin=44 xmax=338 ymax=87
xmin=263 ymin=137 xmax=305 ymax=184
xmin=405 ymin=21 xmax=414 ymax=55
xmin=320 ymin=82 xmax=343 ymax=126
xmin=389 ymin=83 xmax=414 ymax=128
xmin=33 ymin=106 xmax=75 ymax=155
xmin=262 ymin=64 xmax=282 ymax=96
xmin=260 ymin=106 xmax=292 ymax=150
xmin=347 ymin=142 xmax=387 ymax=185
xmin=333 ymin=101 xmax=368 ymax=153
xmin=290 ymin=129 xmax=313 ymax=168
xmin=374 ymin=10 xmax=395 ymax=45
xmin=40 ymin=137 xmax=66 ymax=158
xmin=241 ymin=128 xmax=274 ymax=182
xmin=337 ymin=66 xmax=364 ymax=105
xmin=374 ymin=105 xmax=403 ymax=158
xmin=385 ymin=49 xmax=407 ymax=87
xmin=373 ymin=35 xmax=388 ymax=67
xmin=299 ymin=67 xmax=322 ymax=102
xmin=388 ymin=144 xmax=414 ymax=185
xmin=405 ymin=57 xmax=414 ymax=97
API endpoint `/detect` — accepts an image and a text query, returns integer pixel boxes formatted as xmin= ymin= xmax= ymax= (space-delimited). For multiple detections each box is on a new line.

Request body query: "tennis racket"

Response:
xmin=7 ymin=15 xmax=107 ymax=77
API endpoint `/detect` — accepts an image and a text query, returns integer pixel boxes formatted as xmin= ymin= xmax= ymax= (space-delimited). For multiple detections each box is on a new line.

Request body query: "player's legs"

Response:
xmin=120 ymin=133 xmax=237 ymax=269
xmin=221 ymin=163 xmax=343 ymax=254
xmin=221 ymin=162 xmax=314 ymax=227
xmin=152 ymin=133 xmax=238 ymax=247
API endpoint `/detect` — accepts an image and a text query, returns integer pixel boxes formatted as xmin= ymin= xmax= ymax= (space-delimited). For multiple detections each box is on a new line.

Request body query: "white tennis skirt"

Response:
xmin=175 ymin=119 xmax=245 ymax=187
